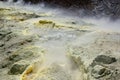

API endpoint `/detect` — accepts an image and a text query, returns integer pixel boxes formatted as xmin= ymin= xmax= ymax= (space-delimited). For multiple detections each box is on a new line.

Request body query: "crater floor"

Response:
xmin=0 ymin=1 xmax=120 ymax=80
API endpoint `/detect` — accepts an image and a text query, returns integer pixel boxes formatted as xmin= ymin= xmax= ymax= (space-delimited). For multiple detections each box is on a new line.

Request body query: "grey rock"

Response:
xmin=92 ymin=55 xmax=117 ymax=65
xmin=88 ymin=55 xmax=120 ymax=80
xmin=8 ymin=61 xmax=29 ymax=75
xmin=91 ymin=65 xmax=111 ymax=79
xmin=91 ymin=0 xmax=120 ymax=18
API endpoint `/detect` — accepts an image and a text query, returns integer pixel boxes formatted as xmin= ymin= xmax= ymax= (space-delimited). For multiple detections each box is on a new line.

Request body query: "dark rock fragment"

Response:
xmin=94 ymin=55 xmax=117 ymax=64
xmin=8 ymin=61 xmax=29 ymax=75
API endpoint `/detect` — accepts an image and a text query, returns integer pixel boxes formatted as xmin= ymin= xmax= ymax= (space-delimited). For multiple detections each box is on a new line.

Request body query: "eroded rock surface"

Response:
xmin=0 ymin=1 xmax=120 ymax=80
xmin=68 ymin=32 xmax=120 ymax=80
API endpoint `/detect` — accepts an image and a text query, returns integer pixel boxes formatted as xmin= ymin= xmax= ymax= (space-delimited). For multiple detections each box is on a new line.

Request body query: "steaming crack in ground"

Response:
xmin=0 ymin=1 xmax=120 ymax=80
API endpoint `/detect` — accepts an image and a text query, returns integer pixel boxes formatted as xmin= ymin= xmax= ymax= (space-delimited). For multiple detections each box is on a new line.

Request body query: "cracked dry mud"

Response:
xmin=0 ymin=1 xmax=120 ymax=80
